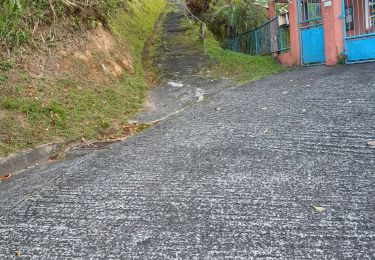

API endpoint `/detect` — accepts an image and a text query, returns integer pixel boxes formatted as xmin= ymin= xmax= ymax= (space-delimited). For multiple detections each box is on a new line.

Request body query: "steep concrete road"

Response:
xmin=1 ymin=1 xmax=375 ymax=259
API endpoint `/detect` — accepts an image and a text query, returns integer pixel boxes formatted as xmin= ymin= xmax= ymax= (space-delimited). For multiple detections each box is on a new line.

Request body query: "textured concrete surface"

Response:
xmin=1 ymin=1 xmax=375 ymax=259
xmin=135 ymin=2 xmax=234 ymax=123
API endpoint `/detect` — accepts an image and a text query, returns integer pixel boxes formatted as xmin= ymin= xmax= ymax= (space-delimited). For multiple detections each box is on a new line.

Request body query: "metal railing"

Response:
xmin=344 ymin=0 xmax=375 ymax=39
xmin=182 ymin=1 xmax=207 ymax=52
xmin=227 ymin=17 xmax=291 ymax=56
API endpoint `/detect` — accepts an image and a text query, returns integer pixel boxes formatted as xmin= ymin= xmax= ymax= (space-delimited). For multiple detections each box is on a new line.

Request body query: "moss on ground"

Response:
xmin=0 ymin=0 xmax=166 ymax=157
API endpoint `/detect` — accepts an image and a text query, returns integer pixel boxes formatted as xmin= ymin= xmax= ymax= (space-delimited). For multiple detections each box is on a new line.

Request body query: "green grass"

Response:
xmin=204 ymin=31 xmax=284 ymax=83
xmin=0 ymin=0 xmax=166 ymax=157
xmin=0 ymin=0 xmax=125 ymax=48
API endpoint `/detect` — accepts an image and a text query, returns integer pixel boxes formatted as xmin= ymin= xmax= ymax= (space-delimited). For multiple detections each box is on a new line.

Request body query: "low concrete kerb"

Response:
xmin=0 ymin=143 xmax=62 ymax=177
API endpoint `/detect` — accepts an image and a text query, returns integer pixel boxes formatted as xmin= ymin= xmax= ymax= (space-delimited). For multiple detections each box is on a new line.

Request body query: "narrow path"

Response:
xmin=0 ymin=1 xmax=375 ymax=259
xmin=136 ymin=0 xmax=233 ymax=123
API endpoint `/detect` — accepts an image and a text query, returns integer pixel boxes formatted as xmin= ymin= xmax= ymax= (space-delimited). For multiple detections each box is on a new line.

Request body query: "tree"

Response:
xmin=186 ymin=0 xmax=212 ymax=15
xmin=210 ymin=0 xmax=267 ymax=37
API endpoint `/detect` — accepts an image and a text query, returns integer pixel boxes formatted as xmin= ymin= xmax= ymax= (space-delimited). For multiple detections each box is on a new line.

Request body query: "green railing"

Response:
xmin=227 ymin=17 xmax=290 ymax=55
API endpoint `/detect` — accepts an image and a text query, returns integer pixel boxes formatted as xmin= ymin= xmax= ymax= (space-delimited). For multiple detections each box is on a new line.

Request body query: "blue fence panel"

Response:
xmin=347 ymin=36 xmax=375 ymax=62
xmin=226 ymin=17 xmax=290 ymax=56
xmin=343 ymin=0 xmax=375 ymax=62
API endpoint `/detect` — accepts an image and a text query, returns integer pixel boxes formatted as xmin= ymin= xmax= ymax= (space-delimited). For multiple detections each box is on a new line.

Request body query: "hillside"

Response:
xmin=0 ymin=0 xmax=165 ymax=157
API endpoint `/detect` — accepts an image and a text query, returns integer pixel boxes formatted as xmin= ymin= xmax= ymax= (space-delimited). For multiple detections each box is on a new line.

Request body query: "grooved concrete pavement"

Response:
xmin=1 ymin=1 xmax=375 ymax=259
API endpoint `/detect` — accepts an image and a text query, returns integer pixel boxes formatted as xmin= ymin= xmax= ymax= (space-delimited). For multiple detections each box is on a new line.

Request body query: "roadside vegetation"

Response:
xmin=204 ymin=31 xmax=284 ymax=83
xmin=187 ymin=0 xmax=269 ymax=40
xmin=0 ymin=0 xmax=165 ymax=157
xmin=0 ymin=0 xmax=125 ymax=48
xmin=184 ymin=0 xmax=283 ymax=83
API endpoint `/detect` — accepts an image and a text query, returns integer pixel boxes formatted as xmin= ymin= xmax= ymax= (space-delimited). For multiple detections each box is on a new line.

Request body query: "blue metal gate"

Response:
xmin=298 ymin=0 xmax=326 ymax=65
xmin=343 ymin=0 xmax=375 ymax=62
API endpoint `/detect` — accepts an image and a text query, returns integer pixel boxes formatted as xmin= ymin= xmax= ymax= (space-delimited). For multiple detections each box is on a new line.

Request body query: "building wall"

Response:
xmin=322 ymin=0 xmax=344 ymax=65
xmin=270 ymin=0 xmax=345 ymax=66
xmin=268 ymin=0 xmax=301 ymax=66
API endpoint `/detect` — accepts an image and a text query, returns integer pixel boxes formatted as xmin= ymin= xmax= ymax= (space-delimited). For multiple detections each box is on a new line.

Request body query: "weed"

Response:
xmin=0 ymin=0 xmax=125 ymax=48
xmin=99 ymin=118 xmax=111 ymax=129
xmin=87 ymin=17 xmax=97 ymax=30
xmin=0 ymin=74 xmax=7 ymax=83
xmin=2 ymin=96 xmax=19 ymax=110
xmin=0 ymin=61 xmax=12 ymax=71
xmin=49 ymin=100 xmax=67 ymax=129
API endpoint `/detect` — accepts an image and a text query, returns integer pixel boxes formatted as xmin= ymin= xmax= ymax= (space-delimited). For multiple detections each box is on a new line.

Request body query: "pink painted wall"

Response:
xmin=333 ymin=0 xmax=345 ymax=61
xmin=268 ymin=0 xmax=300 ymax=66
xmin=287 ymin=0 xmax=301 ymax=65
xmin=277 ymin=52 xmax=298 ymax=66
xmin=269 ymin=0 xmax=347 ymax=66
xmin=268 ymin=2 xmax=277 ymax=18
xmin=322 ymin=0 xmax=344 ymax=65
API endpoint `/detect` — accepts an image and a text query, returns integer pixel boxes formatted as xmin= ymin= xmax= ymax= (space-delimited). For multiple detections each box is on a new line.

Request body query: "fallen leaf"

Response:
xmin=80 ymin=137 xmax=86 ymax=143
xmin=97 ymin=228 xmax=108 ymax=236
xmin=313 ymin=205 xmax=327 ymax=213
xmin=0 ymin=174 xmax=12 ymax=181
xmin=367 ymin=141 xmax=375 ymax=147
xmin=215 ymin=107 xmax=222 ymax=111
xmin=15 ymin=250 xmax=21 ymax=257
xmin=26 ymin=85 xmax=36 ymax=97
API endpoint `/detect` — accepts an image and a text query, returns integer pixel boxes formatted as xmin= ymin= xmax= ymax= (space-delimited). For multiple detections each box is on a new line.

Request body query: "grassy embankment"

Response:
xmin=204 ymin=31 xmax=285 ymax=83
xmin=0 ymin=0 xmax=165 ymax=157
xmin=183 ymin=20 xmax=284 ymax=83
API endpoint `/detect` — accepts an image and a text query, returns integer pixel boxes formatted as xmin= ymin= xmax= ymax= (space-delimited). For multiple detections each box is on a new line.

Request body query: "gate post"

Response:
xmin=322 ymin=0 xmax=344 ymax=65
xmin=288 ymin=0 xmax=301 ymax=65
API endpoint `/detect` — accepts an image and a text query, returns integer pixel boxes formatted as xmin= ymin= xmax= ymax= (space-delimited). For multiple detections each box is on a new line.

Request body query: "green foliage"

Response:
xmin=0 ymin=75 xmax=7 ymax=83
xmin=209 ymin=0 xmax=268 ymax=37
xmin=2 ymin=96 xmax=19 ymax=110
xmin=49 ymin=100 xmax=68 ymax=129
xmin=0 ymin=0 xmax=166 ymax=157
xmin=0 ymin=60 xmax=13 ymax=71
xmin=186 ymin=0 xmax=212 ymax=14
xmin=0 ymin=0 xmax=125 ymax=48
